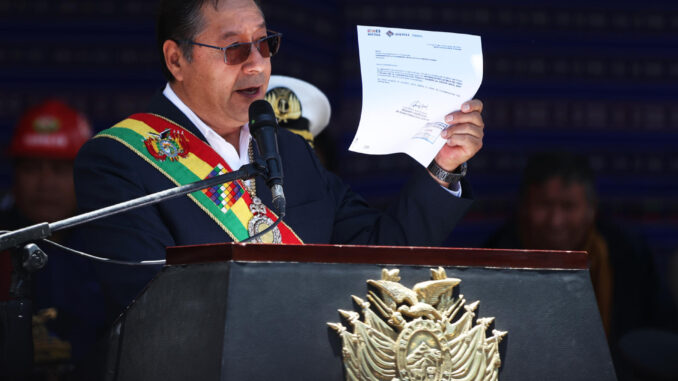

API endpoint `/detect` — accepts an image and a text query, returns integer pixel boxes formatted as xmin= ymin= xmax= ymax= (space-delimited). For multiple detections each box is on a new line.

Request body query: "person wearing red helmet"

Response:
xmin=1 ymin=100 xmax=104 ymax=379
xmin=5 ymin=99 xmax=92 ymax=224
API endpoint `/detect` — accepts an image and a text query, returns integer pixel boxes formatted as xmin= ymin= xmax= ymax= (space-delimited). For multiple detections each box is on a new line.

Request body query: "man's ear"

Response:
xmin=163 ymin=40 xmax=186 ymax=82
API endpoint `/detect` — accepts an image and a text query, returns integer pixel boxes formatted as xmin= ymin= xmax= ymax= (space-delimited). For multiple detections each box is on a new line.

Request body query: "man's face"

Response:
xmin=176 ymin=0 xmax=271 ymax=131
xmin=520 ymin=177 xmax=595 ymax=251
xmin=13 ymin=158 xmax=77 ymax=223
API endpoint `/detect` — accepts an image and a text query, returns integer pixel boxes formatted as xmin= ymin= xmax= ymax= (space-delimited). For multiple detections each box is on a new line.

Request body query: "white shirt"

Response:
xmin=163 ymin=83 xmax=251 ymax=171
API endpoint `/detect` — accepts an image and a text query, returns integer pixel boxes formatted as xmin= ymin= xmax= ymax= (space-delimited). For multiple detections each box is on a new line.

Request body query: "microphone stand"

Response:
xmin=0 ymin=162 xmax=266 ymax=255
xmin=0 ymin=163 xmax=267 ymax=378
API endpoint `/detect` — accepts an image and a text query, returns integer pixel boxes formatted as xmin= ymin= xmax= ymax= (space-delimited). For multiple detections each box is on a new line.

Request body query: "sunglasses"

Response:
xmin=181 ymin=31 xmax=282 ymax=65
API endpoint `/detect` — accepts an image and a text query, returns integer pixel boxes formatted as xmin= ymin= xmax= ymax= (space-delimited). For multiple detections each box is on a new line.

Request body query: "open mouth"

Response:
xmin=236 ymin=86 xmax=261 ymax=97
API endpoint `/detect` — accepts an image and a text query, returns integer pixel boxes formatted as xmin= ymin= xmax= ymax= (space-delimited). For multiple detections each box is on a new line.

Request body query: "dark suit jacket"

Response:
xmin=72 ymin=93 xmax=473 ymax=322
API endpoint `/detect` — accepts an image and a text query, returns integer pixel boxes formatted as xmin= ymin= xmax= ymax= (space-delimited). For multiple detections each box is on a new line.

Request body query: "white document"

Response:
xmin=349 ymin=26 xmax=483 ymax=167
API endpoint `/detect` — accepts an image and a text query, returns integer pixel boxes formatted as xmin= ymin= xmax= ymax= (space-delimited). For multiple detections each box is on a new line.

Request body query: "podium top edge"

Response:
xmin=165 ymin=243 xmax=588 ymax=270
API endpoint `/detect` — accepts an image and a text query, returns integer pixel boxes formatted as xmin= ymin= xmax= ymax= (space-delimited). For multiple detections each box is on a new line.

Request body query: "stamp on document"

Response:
xmin=412 ymin=122 xmax=447 ymax=144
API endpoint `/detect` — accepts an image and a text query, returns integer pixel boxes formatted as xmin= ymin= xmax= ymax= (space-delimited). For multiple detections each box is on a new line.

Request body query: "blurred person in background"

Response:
xmin=486 ymin=151 xmax=677 ymax=380
xmin=0 ymin=99 xmax=105 ymax=380
xmin=265 ymin=75 xmax=336 ymax=169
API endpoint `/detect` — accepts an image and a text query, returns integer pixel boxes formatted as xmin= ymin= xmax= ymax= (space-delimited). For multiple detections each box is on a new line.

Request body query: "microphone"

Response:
xmin=248 ymin=100 xmax=285 ymax=215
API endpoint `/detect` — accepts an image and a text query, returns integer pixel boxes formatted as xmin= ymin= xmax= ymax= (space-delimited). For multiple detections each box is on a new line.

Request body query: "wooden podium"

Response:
xmin=101 ymin=244 xmax=616 ymax=380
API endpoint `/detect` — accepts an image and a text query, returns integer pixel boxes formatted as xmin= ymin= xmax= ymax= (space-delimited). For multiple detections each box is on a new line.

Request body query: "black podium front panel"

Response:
xmin=105 ymin=261 xmax=615 ymax=380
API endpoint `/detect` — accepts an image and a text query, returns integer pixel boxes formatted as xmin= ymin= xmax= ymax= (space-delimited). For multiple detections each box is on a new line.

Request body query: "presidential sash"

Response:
xmin=96 ymin=113 xmax=303 ymax=244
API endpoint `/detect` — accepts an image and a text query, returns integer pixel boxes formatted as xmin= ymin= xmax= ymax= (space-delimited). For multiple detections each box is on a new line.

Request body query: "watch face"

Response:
xmin=458 ymin=162 xmax=468 ymax=177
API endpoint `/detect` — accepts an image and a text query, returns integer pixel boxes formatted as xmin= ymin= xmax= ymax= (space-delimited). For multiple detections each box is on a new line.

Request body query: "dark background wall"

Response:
xmin=1 ymin=1 xmax=677 ymax=283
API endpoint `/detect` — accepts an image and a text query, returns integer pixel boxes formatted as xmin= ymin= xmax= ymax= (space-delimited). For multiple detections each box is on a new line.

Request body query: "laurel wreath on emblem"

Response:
xmin=328 ymin=267 xmax=507 ymax=381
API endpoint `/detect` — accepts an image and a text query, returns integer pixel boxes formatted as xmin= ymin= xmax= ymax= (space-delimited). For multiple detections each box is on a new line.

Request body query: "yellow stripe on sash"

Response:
xmin=113 ymin=118 xmax=214 ymax=178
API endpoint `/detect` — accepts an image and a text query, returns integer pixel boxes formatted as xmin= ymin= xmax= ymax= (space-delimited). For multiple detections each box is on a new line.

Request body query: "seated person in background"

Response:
xmin=486 ymin=151 xmax=677 ymax=380
xmin=0 ymin=99 xmax=104 ymax=374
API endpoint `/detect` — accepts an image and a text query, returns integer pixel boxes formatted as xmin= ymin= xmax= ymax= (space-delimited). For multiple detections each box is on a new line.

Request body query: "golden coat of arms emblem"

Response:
xmin=328 ymin=268 xmax=507 ymax=381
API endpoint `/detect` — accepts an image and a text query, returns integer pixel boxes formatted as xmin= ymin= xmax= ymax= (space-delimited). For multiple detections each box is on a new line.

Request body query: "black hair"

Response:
xmin=520 ymin=151 xmax=597 ymax=205
xmin=157 ymin=0 xmax=212 ymax=81
xmin=156 ymin=0 xmax=263 ymax=81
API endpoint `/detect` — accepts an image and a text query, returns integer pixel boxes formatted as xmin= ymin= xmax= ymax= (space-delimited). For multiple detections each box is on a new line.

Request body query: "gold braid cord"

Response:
xmin=328 ymin=268 xmax=507 ymax=381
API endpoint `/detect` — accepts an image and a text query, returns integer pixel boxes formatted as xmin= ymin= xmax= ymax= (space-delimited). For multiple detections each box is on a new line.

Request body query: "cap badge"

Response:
xmin=265 ymin=87 xmax=302 ymax=123
xmin=33 ymin=116 xmax=61 ymax=133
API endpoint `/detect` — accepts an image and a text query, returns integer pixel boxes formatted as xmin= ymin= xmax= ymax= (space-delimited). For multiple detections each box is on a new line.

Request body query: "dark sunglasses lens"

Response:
xmin=224 ymin=34 xmax=281 ymax=64
xmin=263 ymin=34 xmax=280 ymax=57
xmin=225 ymin=44 xmax=251 ymax=65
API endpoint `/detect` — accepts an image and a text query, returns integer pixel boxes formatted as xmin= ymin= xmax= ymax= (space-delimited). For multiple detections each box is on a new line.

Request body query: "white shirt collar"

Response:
xmin=162 ymin=83 xmax=251 ymax=170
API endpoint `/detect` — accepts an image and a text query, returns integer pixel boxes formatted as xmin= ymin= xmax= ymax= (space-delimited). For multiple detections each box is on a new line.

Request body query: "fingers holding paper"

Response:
xmin=433 ymin=99 xmax=484 ymax=176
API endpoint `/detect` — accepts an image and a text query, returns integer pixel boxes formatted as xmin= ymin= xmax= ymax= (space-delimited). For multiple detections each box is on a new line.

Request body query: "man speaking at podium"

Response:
xmin=73 ymin=0 xmax=486 ymax=322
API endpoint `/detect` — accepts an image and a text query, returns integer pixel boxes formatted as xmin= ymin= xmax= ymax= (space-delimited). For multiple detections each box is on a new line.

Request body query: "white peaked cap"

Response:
xmin=267 ymin=75 xmax=332 ymax=137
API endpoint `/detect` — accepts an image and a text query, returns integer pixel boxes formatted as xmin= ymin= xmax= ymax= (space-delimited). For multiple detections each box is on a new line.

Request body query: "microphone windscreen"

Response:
xmin=249 ymin=100 xmax=276 ymax=129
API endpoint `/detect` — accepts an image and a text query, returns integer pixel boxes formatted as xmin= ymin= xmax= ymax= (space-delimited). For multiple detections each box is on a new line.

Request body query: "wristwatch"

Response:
xmin=427 ymin=160 xmax=467 ymax=184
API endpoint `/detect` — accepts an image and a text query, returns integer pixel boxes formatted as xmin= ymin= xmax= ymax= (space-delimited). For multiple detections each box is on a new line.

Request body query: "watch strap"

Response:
xmin=427 ymin=161 xmax=467 ymax=184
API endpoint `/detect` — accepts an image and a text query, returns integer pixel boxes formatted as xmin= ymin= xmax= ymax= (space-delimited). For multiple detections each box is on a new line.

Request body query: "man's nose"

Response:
xmin=242 ymin=43 xmax=267 ymax=72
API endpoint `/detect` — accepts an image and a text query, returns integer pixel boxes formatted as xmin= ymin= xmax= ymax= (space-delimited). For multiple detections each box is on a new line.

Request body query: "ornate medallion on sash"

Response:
xmin=95 ymin=113 xmax=303 ymax=244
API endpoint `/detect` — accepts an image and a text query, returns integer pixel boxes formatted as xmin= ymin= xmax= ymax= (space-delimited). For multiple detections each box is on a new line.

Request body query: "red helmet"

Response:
xmin=8 ymin=99 xmax=92 ymax=160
